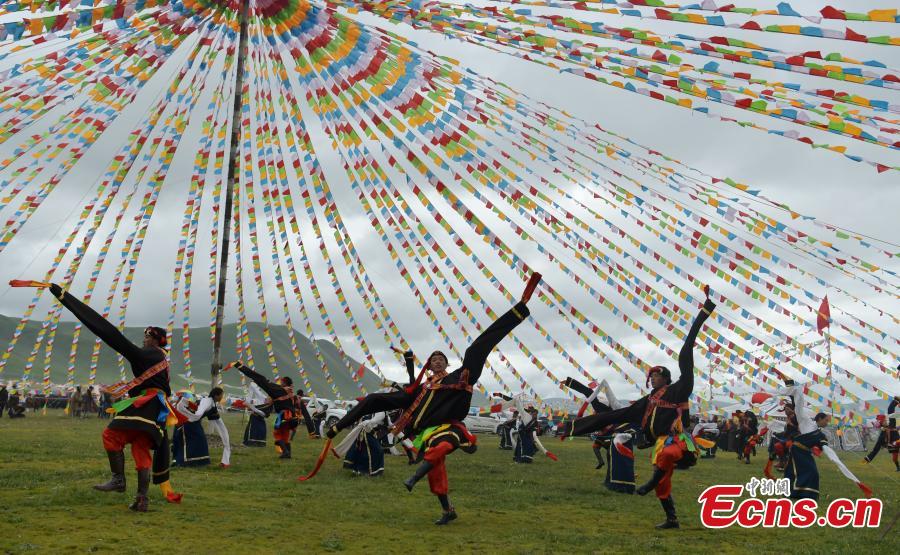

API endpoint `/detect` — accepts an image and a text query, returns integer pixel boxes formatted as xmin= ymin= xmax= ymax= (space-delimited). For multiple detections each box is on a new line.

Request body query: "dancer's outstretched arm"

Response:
xmin=230 ymin=362 xmax=286 ymax=399
xmin=50 ymin=284 xmax=141 ymax=363
xmin=404 ymin=351 xmax=416 ymax=384
xmin=177 ymin=397 xmax=212 ymax=423
xmin=565 ymin=376 xmax=611 ymax=413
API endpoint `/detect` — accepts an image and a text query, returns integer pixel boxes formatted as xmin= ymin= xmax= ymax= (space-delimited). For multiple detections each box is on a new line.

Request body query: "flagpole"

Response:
xmin=821 ymin=293 xmax=835 ymax=422
xmin=211 ymin=0 xmax=251 ymax=387
xmin=826 ymin=326 xmax=835 ymax=419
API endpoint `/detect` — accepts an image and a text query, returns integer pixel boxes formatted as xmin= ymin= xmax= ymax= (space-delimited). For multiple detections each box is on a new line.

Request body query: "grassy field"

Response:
xmin=0 ymin=413 xmax=897 ymax=554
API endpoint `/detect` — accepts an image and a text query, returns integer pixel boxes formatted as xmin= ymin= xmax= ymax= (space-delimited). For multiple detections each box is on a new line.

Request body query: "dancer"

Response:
xmin=226 ymin=364 xmax=299 ymax=459
xmin=513 ymin=406 xmax=557 ymax=463
xmin=490 ymin=392 xmax=521 ymax=452
xmin=863 ymin=396 xmax=899 ymax=471
xmin=46 ymin=283 xmax=181 ymax=511
xmin=764 ymin=401 xmax=798 ymax=478
xmin=692 ymin=418 xmax=719 ymax=459
xmin=497 ymin=410 xmax=517 ymax=451
xmin=295 ymin=390 xmax=318 ymax=439
xmin=562 ymin=289 xmax=716 ymax=529
xmin=172 ymin=392 xmax=210 ymax=467
xmin=243 ymin=382 xmax=270 ymax=447
xmin=335 ymin=411 xmax=387 ymax=477
xmin=737 ymin=410 xmax=759 ymax=464
xmin=177 ymin=387 xmax=231 ymax=467
xmin=6 ymin=389 xmax=25 ymax=418
xmin=321 ymin=272 xmax=541 ymax=525
xmin=775 ymin=375 xmax=871 ymax=499
xmin=0 ymin=383 xmax=7 ymax=418
xmin=565 ymin=376 xmax=636 ymax=493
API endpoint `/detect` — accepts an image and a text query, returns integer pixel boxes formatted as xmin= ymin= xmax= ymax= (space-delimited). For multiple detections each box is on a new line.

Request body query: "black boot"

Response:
xmin=404 ymin=445 xmax=417 ymax=465
xmin=280 ymin=442 xmax=292 ymax=459
xmin=404 ymin=461 xmax=434 ymax=492
xmin=435 ymin=510 xmax=458 ymax=525
xmin=93 ymin=451 xmax=126 ymax=493
xmin=434 ymin=494 xmax=457 ymax=525
xmin=128 ymin=469 xmax=150 ymax=512
xmin=656 ymin=497 xmax=679 ymax=529
xmin=636 ymin=467 xmax=666 ymax=496
xmin=593 ymin=446 xmax=605 ymax=470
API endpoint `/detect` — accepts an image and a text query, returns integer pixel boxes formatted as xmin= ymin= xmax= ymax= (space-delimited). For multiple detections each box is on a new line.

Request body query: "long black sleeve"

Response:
xmin=571 ymin=399 xmax=646 ymax=436
xmin=668 ymin=299 xmax=716 ymax=401
xmin=298 ymin=398 xmax=315 ymax=434
xmin=404 ymin=353 xmax=415 ymax=384
xmin=564 ymin=377 xmax=592 ymax=397
xmin=55 ymin=290 xmax=141 ymax=362
xmin=236 ymin=364 xmax=285 ymax=399
xmin=461 ymin=301 xmax=529 ymax=384
xmin=889 ymin=398 xmax=898 ymax=428
xmin=564 ymin=377 xmax=610 ymax=413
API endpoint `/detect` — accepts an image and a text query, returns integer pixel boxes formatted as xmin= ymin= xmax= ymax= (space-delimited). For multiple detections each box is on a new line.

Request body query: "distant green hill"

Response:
xmin=0 ymin=313 xmax=387 ymax=398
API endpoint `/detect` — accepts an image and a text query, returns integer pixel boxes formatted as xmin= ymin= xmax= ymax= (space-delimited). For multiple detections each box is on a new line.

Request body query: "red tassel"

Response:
xmin=614 ymin=441 xmax=635 ymax=460
xmin=703 ymin=284 xmax=710 ymax=299
xmin=165 ymin=491 xmax=183 ymax=504
xmin=763 ymin=460 xmax=775 ymax=480
xmin=8 ymin=279 xmax=50 ymax=288
xmin=546 ymin=451 xmax=558 ymax=461
xmin=298 ymin=438 xmax=333 ymax=482
xmin=520 ymin=272 xmax=542 ymax=303
xmin=857 ymin=482 xmax=873 ymax=498
xmin=812 ymin=446 xmax=822 ymax=457
xmin=576 ymin=401 xmax=590 ymax=419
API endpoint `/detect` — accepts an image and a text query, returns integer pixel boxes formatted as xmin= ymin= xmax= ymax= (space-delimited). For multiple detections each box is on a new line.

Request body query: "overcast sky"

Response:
xmin=0 ymin=0 xmax=897 ymax=409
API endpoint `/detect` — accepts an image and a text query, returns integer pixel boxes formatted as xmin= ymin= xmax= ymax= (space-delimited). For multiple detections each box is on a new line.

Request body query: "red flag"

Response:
xmin=355 ymin=365 xmax=365 ymax=380
xmin=490 ymin=403 xmax=503 ymax=414
xmin=816 ymin=296 xmax=831 ymax=334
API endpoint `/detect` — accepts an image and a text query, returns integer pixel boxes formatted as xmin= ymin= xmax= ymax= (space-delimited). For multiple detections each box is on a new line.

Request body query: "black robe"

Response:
xmin=567 ymin=300 xmax=714 ymax=441
xmin=335 ymin=302 xmax=529 ymax=436
xmin=865 ymin=398 xmax=899 ymax=461
xmin=54 ymin=290 xmax=171 ymax=447
xmin=566 ymin=376 xmax=637 ymax=493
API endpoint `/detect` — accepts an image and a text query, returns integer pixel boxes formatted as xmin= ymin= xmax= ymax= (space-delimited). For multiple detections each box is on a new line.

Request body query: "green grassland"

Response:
xmin=0 ymin=413 xmax=897 ymax=554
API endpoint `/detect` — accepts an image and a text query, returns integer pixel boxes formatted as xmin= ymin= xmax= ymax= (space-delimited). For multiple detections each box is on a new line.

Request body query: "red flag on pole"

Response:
xmin=490 ymin=403 xmax=503 ymax=414
xmin=355 ymin=364 xmax=365 ymax=380
xmin=816 ymin=296 xmax=831 ymax=334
